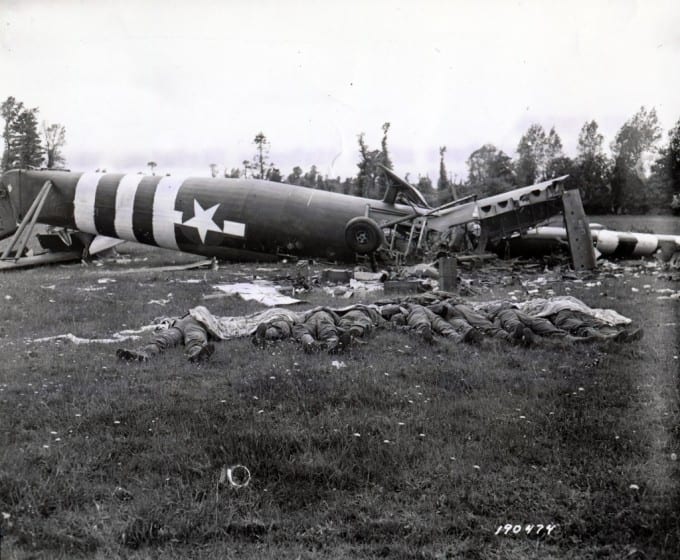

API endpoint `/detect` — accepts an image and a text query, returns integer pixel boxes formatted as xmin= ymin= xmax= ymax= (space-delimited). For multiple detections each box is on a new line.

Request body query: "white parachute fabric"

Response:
xmin=517 ymin=296 xmax=631 ymax=325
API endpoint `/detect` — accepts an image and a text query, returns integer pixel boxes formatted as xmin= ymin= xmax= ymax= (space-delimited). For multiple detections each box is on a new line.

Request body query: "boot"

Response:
xmin=302 ymin=339 xmax=319 ymax=354
xmin=188 ymin=343 xmax=215 ymax=363
xmin=330 ymin=331 xmax=353 ymax=354
xmin=420 ymin=326 xmax=434 ymax=344
xmin=252 ymin=323 xmax=268 ymax=347
xmin=116 ymin=348 xmax=150 ymax=362
xmin=463 ymin=328 xmax=484 ymax=346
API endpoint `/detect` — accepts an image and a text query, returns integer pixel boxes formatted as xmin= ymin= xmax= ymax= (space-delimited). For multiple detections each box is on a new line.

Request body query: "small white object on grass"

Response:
xmin=225 ymin=465 xmax=251 ymax=488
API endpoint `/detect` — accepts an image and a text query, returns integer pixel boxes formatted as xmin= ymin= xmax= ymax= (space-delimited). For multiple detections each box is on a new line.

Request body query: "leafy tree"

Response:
xmin=577 ymin=120 xmax=604 ymax=159
xmin=286 ymin=166 xmax=303 ymax=185
xmin=573 ymin=120 xmax=612 ymax=213
xmin=317 ymin=174 xmax=330 ymax=191
xmin=11 ymin=108 xmax=44 ymax=169
xmin=2 ymin=98 xmax=44 ymax=170
xmin=1 ymin=96 xmax=24 ymax=170
xmin=611 ymin=160 xmax=646 ymax=213
xmin=325 ymin=176 xmax=343 ymax=194
xmin=515 ymin=124 xmax=568 ymax=186
xmin=265 ymin=163 xmax=282 ymax=183
xmin=302 ymin=165 xmax=319 ymax=188
xmin=415 ymin=175 xmax=436 ymax=205
xmin=147 ymin=161 xmax=157 ymax=175
xmin=611 ymin=107 xmax=661 ymax=168
xmin=544 ymin=155 xmax=574 ymax=183
xmin=356 ymin=122 xmax=393 ymax=199
xmin=416 ymin=176 xmax=433 ymax=191
xmin=466 ymin=143 xmax=515 ymax=196
xmin=666 ymin=117 xmax=680 ymax=194
xmin=646 ymin=117 xmax=680 ymax=211
xmin=610 ymin=106 xmax=662 ymax=212
xmin=209 ymin=163 xmax=219 ymax=178
xmin=225 ymin=168 xmax=241 ymax=179
xmin=515 ymin=124 xmax=547 ymax=185
xmin=647 ymin=148 xmax=671 ymax=211
xmin=450 ymin=177 xmax=466 ymax=199
xmin=341 ymin=178 xmax=354 ymax=195
xmin=545 ymin=127 xmax=563 ymax=161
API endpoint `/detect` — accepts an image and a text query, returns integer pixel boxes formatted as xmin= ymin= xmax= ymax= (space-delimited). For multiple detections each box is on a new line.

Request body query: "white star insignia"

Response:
xmin=181 ymin=200 xmax=223 ymax=243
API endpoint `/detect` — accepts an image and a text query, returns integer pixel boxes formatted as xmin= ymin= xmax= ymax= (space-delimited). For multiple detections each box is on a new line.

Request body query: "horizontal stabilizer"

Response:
xmin=89 ymin=235 xmax=125 ymax=255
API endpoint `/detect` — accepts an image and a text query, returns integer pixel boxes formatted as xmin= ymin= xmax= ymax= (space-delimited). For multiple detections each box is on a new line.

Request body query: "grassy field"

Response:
xmin=0 ymin=236 xmax=679 ymax=559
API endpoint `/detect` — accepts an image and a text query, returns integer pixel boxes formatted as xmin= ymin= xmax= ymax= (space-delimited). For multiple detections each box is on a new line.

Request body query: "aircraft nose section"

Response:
xmin=0 ymin=172 xmax=19 ymax=240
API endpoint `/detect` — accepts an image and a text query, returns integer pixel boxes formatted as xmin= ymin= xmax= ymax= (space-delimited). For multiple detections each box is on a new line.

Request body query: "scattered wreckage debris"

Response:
xmin=92 ymin=258 xmax=217 ymax=275
xmin=204 ymin=281 xmax=303 ymax=306
xmin=32 ymin=324 xmax=158 ymax=345
xmin=203 ymin=248 xmax=680 ymax=306
xmin=0 ymin=249 xmax=82 ymax=270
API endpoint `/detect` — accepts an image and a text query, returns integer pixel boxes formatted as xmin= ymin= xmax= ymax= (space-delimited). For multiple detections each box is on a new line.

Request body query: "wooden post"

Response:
xmin=439 ymin=256 xmax=457 ymax=292
xmin=562 ymin=188 xmax=596 ymax=270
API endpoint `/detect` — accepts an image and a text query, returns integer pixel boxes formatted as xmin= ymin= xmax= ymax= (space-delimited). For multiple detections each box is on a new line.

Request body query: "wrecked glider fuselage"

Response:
xmin=0 ymin=168 xmax=585 ymax=266
xmin=0 ymin=169 xmax=412 ymax=262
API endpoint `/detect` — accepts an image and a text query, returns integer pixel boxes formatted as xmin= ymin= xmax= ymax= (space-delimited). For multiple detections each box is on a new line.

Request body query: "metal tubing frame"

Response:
xmin=0 ymin=180 xmax=53 ymax=260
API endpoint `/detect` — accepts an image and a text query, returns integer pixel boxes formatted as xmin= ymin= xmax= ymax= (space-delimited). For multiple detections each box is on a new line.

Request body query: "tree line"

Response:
xmin=215 ymin=108 xmax=679 ymax=215
xmin=462 ymin=107 xmax=680 ymax=214
xmin=3 ymin=94 xmax=678 ymax=214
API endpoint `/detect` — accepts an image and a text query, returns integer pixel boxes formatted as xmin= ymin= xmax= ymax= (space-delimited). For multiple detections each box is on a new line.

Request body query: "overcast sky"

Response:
xmin=2 ymin=0 xmax=679 ymax=183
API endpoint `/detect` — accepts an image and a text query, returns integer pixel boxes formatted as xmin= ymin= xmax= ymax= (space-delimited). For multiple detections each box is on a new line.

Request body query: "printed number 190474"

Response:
xmin=494 ymin=523 xmax=558 ymax=536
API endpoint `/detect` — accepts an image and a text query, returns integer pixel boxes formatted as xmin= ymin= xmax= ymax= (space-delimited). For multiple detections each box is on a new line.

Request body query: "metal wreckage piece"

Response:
xmin=1 ymin=166 xmax=595 ymax=270
xmin=504 ymin=223 xmax=680 ymax=260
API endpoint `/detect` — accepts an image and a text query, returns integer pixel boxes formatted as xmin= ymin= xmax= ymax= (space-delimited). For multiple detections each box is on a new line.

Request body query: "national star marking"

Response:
xmin=180 ymin=200 xmax=223 ymax=243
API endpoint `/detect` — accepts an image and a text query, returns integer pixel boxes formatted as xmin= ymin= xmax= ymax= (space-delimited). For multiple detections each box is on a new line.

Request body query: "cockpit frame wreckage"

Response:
xmin=0 ymin=166 xmax=596 ymax=271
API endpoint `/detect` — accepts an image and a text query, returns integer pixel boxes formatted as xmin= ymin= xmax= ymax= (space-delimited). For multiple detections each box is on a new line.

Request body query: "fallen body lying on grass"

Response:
xmin=116 ymin=295 xmax=643 ymax=363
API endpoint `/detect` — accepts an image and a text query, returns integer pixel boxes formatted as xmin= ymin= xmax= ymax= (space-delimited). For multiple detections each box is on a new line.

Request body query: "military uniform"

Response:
xmin=390 ymin=303 xmax=470 ymax=343
xmin=292 ymin=308 xmax=345 ymax=353
xmin=337 ymin=305 xmax=384 ymax=338
xmin=117 ymin=314 xmax=214 ymax=363
xmin=443 ymin=303 xmax=514 ymax=343
xmin=252 ymin=310 xmax=301 ymax=346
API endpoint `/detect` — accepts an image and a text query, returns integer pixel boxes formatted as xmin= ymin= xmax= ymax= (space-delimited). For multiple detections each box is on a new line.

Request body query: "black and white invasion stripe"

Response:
xmin=72 ymin=173 xmax=246 ymax=250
